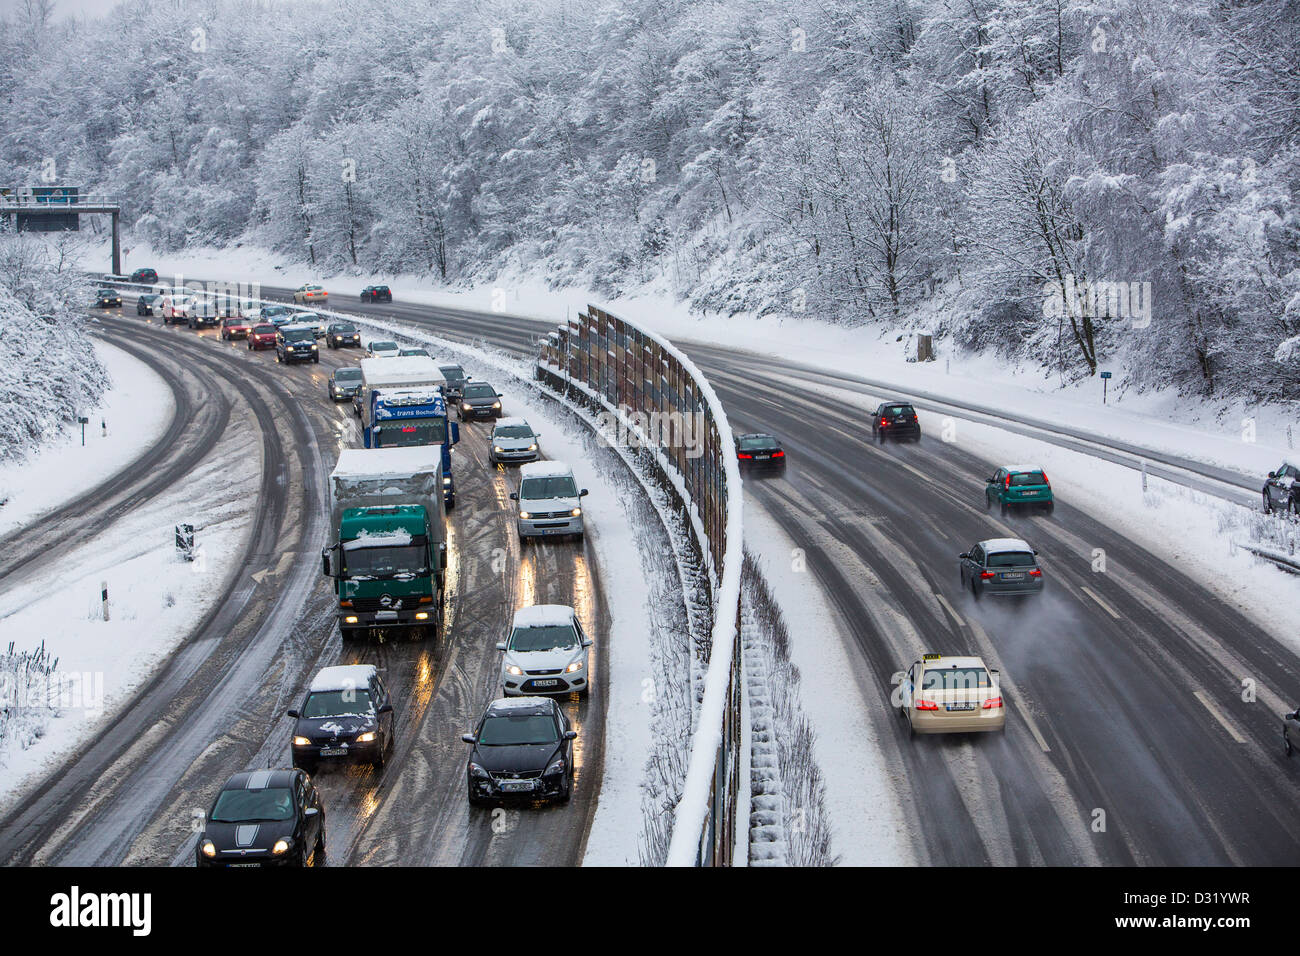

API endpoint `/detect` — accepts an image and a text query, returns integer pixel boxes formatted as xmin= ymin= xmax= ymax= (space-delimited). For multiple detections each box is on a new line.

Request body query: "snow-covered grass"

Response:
xmin=0 ymin=353 xmax=257 ymax=814
xmin=0 ymin=340 xmax=172 ymax=537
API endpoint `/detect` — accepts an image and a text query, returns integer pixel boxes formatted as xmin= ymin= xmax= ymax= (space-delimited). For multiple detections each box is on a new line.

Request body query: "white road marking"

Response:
xmin=1018 ymin=704 xmax=1053 ymax=753
xmin=1194 ymin=691 xmax=1247 ymax=744
xmin=935 ymin=592 xmax=964 ymax=628
xmin=1080 ymin=585 xmax=1121 ymax=619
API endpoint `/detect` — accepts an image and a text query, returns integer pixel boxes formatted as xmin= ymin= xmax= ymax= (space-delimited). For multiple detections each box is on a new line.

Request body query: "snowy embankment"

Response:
xmin=102 ymin=240 xmax=1297 ymax=482
xmin=0 ymin=341 xmax=258 ymax=815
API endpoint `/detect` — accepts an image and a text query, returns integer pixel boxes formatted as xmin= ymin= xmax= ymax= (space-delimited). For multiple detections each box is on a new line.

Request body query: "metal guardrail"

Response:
xmin=537 ymin=305 xmax=745 ymax=866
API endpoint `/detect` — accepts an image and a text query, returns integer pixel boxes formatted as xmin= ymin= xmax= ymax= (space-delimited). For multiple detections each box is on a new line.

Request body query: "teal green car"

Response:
xmin=985 ymin=466 xmax=1053 ymax=515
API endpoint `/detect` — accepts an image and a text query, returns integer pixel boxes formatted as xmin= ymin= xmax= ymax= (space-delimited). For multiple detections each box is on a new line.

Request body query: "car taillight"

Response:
xmin=1041 ymin=472 xmax=1049 ymax=486
xmin=738 ymin=452 xmax=752 ymax=459
xmin=880 ymin=417 xmax=888 ymax=426
xmin=980 ymin=570 xmax=995 ymax=579
xmin=1005 ymin=474 xmax=1011 ymax=488
xmin=916 ymin=699 xmax=939 ymax=711
xmin=1029 ymin=568 xmax=1042 ymax=577
xmin=772 ymin=450 xmax=784 ymax=458
xmin=983 ymin=696 xmax=1003 ymax=709
xmin=339 ymin=600 xmax=352 ymax=608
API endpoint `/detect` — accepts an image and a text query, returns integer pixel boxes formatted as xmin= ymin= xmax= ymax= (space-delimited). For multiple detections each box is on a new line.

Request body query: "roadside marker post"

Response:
xmin=1100 ymin=370 xmax=1112 ymax=404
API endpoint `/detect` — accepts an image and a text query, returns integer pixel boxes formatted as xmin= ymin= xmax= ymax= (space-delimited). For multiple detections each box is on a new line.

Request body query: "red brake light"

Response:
xmin=1041 ymin=472 xmax=1049 ymax=486
xmin=1029 ymin=568 xmax=1042 ymax=577
xmin=1004 ymin=474 xmax=1011 ymax=488
xmin=738 ymin=452 xmax=752 ymax=459
xmin=772 ymin=450 xmax=784 ymax=458
xmin=980 ymin=570 xmax=995 ymax=579
xmin=916 ymin=699 xmax=939 ymax=711
xmin=983 ymin=696 xmax=1003 ymax=709
xmin=881 ymin=417 xmax=888 ymax=426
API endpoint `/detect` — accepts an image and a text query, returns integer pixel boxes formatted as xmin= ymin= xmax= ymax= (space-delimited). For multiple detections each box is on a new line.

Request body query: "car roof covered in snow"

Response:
xmin=519 ymin=460 xmax=574 ymax=479
xmin=980 ymin=537 xmax=1035 ymax=554
xmin=1003 ymin=464 xmax=1045 ymax=474
xmin=921 ymin=655 xmax=986 ymax=670
xmin=512 ymin=604 xmax=576 ymax=629
xmin=485 ymin=696 xmax=555 ymax=715
xmin=310 ymin=664 xmax=376 ymax=692
xmin=280 ymin=323 xmax=314 ymax=333
xmin=493 ymin=417 xmax=531 ymax=430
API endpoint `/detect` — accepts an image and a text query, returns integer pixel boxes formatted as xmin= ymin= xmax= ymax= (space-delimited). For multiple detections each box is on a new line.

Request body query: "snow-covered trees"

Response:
xmin=2 ymin=0 xmax=1296 ymax=399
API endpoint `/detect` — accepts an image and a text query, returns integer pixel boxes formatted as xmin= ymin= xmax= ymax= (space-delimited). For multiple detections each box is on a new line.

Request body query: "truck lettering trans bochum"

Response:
xmin=359 ymin=356 xmax=459 ymax=509
xmin=323 ymin=447 xmax=447 ymax=640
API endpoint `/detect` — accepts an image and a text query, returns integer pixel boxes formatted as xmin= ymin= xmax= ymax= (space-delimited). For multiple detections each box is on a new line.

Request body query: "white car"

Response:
xmin=489 ymin=418 xmax=540 ymax=465
xmin=899 ymin=653 xmax=1005 ymax=735
xmin=511 ymin=461 xmax=587 ymax=540
xmin=237 ymin=299 xmax=264 ymax=320
xmin=496 ymin=605 xmax=592 ymax=696
xmin=159 ymin=293 xmax=194 ymax=326
xmin=293 ymin=283 xmax=328 ymax=305
xmin=366 ymin=340 xmax=402 ymax=359
xmin=289 ymin=310 xmax=327 ymax=338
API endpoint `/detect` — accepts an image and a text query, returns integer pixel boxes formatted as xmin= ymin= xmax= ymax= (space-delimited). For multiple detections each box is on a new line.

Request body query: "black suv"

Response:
xmin=196 ymin=768 xmax=324 ymax=867
xmin=94 ymin=288 xmax=121 ymax=308
xmin=462 ymin=697 xmax=577 ymax=806
xmin=1263 ymin=461 xmax=1300 ymax=516
xmin=360 ymin=285 xmax=393 ymax=303
xmin=871 ymin=401 xmax=921 ymax=442
xmin=288 ymin=665 xmax=395 ymax=771
xmin=326 ymin=321 xmax=361 ymax=348
xmin=129 ymin=267 xmax=158 ymax=284
xmin=136 ymin=292 xmax=161 ymax=315
xmin=458 ymin=382 xmax=503 ymax=420
xmin=276 ymin=325 xmax=319 ymax=364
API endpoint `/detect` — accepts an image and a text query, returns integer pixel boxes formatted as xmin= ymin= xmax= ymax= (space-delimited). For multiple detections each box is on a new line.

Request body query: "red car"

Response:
xmin=221 ymin=316 xmax=252 ymax=340
xmin=247 ymin=323 xmax=278 ymax=350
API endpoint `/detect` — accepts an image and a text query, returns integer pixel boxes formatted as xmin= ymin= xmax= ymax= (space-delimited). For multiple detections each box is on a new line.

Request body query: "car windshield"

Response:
xmin=330 ymin=324 xmax=356 ymax=333
xmin=464 ymin=383 xmax=496 ymax=398
xmin=738 ymin=436 xmax=777 ymax=450
xmin=302 ymin=688 xmax=373 ymax=718
xmin=400 ymin=349 xmax=428 ymax=356
xmin=884 ymin=405 xmax=915 ymax=417
xmin=262 ymin=305 xmax=290 ymax=316
xmin=478 ymin=713 xmax=559 ymax=746
xmin=510 ymin=625 xmax=577 ymax=652
xmin=283 ymin=328 xmax=314 ymax=342
xmin=141 ymin=294 xmax=159 ymax=302
xmin=1009 ymin=472 xmax=1045 ymax=486
xmin=334 ymin=368 xmax=362 ymax=382
xmin=210 ymin=786 xmax=295 ymax=823
xmin=440 ymin=366 xmax=466 ymax=381
xmin=343 ymin=541 xmax=428 ymax=577
xmin=222 ymin=318 xmax=242 ymax=325
xmin=520 ymin=476 xmax=576 ymax=499
xmin=987 ymin=551 xmax=1036 ymax=568
xmin=371 ymin=341 xmax=398 ymax=351
xmin=375 ymin=420 xmax=449 ymax=447
xmin=921 ymin=667 xmax=992 ymax=692
xmin=495 ymin=425 xmax=533 ymax=439
xmin=252 ymin=324 xmax=275 ymax=334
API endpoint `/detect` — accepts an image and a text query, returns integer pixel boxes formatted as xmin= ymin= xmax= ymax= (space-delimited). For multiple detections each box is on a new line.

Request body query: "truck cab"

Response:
xmin=359 ymin=357 xmax=459 ymax=509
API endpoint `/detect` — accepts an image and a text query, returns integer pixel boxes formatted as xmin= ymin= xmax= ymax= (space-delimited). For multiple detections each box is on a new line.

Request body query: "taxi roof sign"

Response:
xmin=922 ymin=653 xmax=941 ymax=661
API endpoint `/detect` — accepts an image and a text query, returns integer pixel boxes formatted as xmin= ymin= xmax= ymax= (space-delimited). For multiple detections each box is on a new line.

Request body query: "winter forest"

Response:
xmin=2 ymin=0 xmax=1298 ymax=399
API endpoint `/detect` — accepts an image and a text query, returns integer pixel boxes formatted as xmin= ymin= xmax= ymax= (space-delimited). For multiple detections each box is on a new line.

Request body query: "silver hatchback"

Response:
xmin=959 ymin=537 xmax=1044 ymax=599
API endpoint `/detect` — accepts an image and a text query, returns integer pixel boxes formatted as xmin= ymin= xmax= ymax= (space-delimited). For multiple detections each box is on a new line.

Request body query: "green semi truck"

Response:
xmin=322 ymin=447 xmax=447 ymax=641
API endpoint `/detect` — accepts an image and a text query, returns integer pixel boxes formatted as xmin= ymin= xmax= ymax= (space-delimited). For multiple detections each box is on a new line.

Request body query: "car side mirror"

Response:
xmin=287 ymin=709 xmax=299 ymax=718
xmin=959 ymin=552 xmax=969 ymax=560
xmin=378 ymin=703 xmax=393 ymax=714
xmin=321 ymin=546 xmax=337 ymax=578
xmin=986 ymin=477 xmax=995 ymax=483
xmin=497 ymin=393 xmax=503 ymax=398
xmin=579 ymin=489 xmax=589 ymax=497
xmin=989 ymin=668 xmax=999 ymax=675
xmin=582 ymin=639 xmax=593 ymax=648
xmin=495 ymin=642 xmax=507 ymax=651
xmin=564 ymin=730 xmax=577 ymax=740
xmin=1268 ymin=471 xmax=1277 ymax=479
xmin=303 ymin=807 xmax=319 ymax=817
xmin=509 ymin=492 xmax=518 ymax=500
xmin=461 ymin=734 xmax=475 ymax=744
xmin=1033 ymin=549 xmax=1039 ymax=555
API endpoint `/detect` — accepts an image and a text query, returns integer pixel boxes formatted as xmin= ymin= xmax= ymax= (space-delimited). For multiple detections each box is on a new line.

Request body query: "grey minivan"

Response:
xmin=959 ymin=537 xmax=1044 ymax=600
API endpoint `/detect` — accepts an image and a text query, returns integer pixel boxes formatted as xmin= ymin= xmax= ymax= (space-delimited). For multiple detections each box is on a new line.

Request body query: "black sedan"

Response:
xmin=462 ymin=697 xmax=576 ymax=806
xmin=288 ymin=665 xmax=394 ymax=771
xmin=136 ymin=293 xmax=161 ymax=315
xmin=458 ymin=381 xmax=503 ymax=420
xmin=94 ymin=288 xmax=122 ymax=308
xmin=735 ymin=433 xmax=786 ymax=472
xmin=326 ymin=321 xmax=362 ymax=349
xmin=360 ymin=284 xmax=392 ymax=303
xmin=196 ymin=768 xmax=325 ymax=867
xmin=871 ymin=400 xmax=922 ymax=442
xmin=329 ymin=366 xmax=363 ymax=402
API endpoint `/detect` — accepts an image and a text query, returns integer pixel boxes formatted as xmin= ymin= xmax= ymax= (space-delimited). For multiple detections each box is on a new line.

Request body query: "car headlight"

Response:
xmin=462 ymin=403 xmax=472 ymax=411
xmin=566 ymin=660 xmax=584 ymax=673
xmin=443 ymin=476 xmax=452 ymax=485
xmin=311 ymin=344 xmax=318 ymax=350
xmin=293 ymin=736 xmax=311 ymax=746
xmin=518 ymin=511 xmax=532 ymax=520
xmin=527 ymin=444 xmax=537 ymax=451
xmin=492 ymin=401 xmax=501 ymax=408
xmin=505 ymin=664 xmax=523 ymax=676
xmin=493 ymin=446 xmax=503 ymax=453
xmin=469 ymin=762 xmax=490 ymax=780
xmin=356 ymin=731 xmax=377 ymax=743
xmin=544 ymin=756 xmax=566 ymax=775
xmin=272 ymin=838 xmax=291 ymax=856
xmin=201 ymin=839 xmax=216 ymax=858
xmin=570 ymin=507 xmax=582 ymax=517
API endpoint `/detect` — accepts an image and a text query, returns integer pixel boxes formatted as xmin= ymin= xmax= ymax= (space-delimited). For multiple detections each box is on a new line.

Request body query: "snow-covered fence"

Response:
xmin=537 ymin=306 xmax=745 ymax=866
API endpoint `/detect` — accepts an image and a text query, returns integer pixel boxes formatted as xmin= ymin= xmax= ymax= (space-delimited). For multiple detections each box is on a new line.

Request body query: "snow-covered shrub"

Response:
xmin=0 ymin=235 xmax=110 ymax=463
xmin=0 ymin=641 xmax=59 ymax=761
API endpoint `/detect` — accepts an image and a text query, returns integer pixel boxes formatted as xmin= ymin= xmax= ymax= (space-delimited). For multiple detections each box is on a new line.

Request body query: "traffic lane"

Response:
xmin=0 ymin=318 xmax=318 ymax=865
xmin=341 ymin=413 xmax=608 ymax=867
xmin=714 ymin=360 xmax=1300 ymax=864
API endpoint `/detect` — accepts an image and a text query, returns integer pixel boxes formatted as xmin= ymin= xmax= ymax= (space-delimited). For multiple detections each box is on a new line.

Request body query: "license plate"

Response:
xmin=532 ymin=678 xmax=560 ymax=687
xmin=320 ymin=747 xmax=347 ymax=757
xmin=228 ymin=863 xmax=260 ymax=868
xmin=754 ymin=454 xmax=770 ymax=459
xmin=375 ymin=610 xmax=398 ymax=621
xmin=500 ymin=780 xmax=535 ymax=792
xmin=1022 ymin=490 xmax=1040 ymax=496
xmin=1001 ymin=572 xmax=1024 ymax=580
xmin=542 ymin=528 xmax=566 ymax=535
xmin=947 ymin=703 xmax=976 ymax=712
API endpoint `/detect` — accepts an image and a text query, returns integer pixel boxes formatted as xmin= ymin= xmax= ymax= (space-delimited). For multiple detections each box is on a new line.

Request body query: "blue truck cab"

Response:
xmin=363 ymin=387 xmax=460 ymax=508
